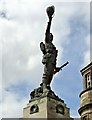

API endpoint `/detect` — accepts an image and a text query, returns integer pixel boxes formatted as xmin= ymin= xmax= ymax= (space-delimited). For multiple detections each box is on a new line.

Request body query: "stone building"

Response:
xmin=78 ymin=62 xmax=92 ymax=120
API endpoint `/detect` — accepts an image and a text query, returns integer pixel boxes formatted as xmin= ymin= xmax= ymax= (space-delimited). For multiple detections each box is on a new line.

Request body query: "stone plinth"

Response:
xmin=23 ymin=87 xmax=73 ymax=119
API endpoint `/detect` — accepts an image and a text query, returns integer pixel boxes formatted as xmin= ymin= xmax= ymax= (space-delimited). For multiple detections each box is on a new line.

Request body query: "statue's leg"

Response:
xmin=42 ymin=73 xmax=47 ymax=89
xmin=42 ymin=63 xmax=54 ymax=89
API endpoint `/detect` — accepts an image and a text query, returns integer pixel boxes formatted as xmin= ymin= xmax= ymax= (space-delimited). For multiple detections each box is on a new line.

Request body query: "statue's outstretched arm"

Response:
xmin=45 ymin=17 xmax=52 ymax=43
xmin=46 ymin=17 xmax=52 ymax=34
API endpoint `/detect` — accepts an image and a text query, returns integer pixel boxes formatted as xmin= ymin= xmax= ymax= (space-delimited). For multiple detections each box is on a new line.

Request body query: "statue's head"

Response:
xmin=49 ymin=33 xmax=53 ymax=42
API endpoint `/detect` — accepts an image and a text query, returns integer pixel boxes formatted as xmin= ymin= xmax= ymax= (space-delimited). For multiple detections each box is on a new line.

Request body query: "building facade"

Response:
xmin=78 ymin=62 xmax=92 ymax=120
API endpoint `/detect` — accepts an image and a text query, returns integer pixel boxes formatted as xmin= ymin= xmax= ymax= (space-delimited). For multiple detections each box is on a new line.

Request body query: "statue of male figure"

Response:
xmin=40 ymin=6 xmax=69 ymax=89
xmin=40 ymin=6 xmax=59 ymax=89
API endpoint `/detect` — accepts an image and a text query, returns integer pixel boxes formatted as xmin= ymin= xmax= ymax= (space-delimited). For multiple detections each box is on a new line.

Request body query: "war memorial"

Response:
xmin=22 ymin=6 xmax=92 ymax=120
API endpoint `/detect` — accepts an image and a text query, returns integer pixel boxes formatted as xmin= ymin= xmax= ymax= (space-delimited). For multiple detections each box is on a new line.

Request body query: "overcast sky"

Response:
xmin=0 ymin=0 xmax=91 ymax=119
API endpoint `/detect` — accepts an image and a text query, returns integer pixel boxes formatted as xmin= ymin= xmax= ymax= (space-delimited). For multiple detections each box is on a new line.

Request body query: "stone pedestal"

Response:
xmin=23 ymin=87 xmax=73 ymax=119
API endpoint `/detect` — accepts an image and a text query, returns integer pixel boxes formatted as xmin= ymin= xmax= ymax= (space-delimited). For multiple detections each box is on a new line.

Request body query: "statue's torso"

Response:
xmin=45 ymin=42 xmax=57 ymax=63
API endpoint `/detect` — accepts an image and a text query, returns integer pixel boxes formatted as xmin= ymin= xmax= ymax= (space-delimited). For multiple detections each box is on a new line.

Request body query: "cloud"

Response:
xmin=0 ymin=1 xmax=90 ymax=118
xmin=81 ymin=35 xmax=90 ymax=67
xmin=1 ymin=90 xmax=28 ymax=118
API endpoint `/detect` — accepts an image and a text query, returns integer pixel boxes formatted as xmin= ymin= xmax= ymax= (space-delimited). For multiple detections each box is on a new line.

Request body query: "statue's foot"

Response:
xmin=40 ymin=82 xmax=51 ymax=91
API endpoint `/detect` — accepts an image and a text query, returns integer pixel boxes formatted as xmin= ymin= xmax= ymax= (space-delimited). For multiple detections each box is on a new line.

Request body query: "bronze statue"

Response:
xmin=29 ymin=6 xmax=69 ymax=101
xmin=40 ymin=6 xmax=69 ymax=89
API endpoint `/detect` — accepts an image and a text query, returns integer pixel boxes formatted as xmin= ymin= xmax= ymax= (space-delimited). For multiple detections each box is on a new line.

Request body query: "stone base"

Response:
xmin=23 ymin=87 xmax=73 ymax=118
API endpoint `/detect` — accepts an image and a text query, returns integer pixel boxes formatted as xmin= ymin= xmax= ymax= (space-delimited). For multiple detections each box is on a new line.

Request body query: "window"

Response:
xmin=82 ymin=115 xmax=88 ymax=120
xmin=86 ymin=73 xmax=91 ymax=88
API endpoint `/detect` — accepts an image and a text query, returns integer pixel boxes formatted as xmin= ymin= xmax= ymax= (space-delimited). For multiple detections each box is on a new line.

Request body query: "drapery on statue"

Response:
xmin=40 ymin=6 xmax=69 ymax=89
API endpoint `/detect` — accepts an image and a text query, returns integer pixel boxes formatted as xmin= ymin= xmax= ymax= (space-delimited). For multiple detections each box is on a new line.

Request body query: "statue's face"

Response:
xmin=49 ymin=33 xmax=53 ymax=42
